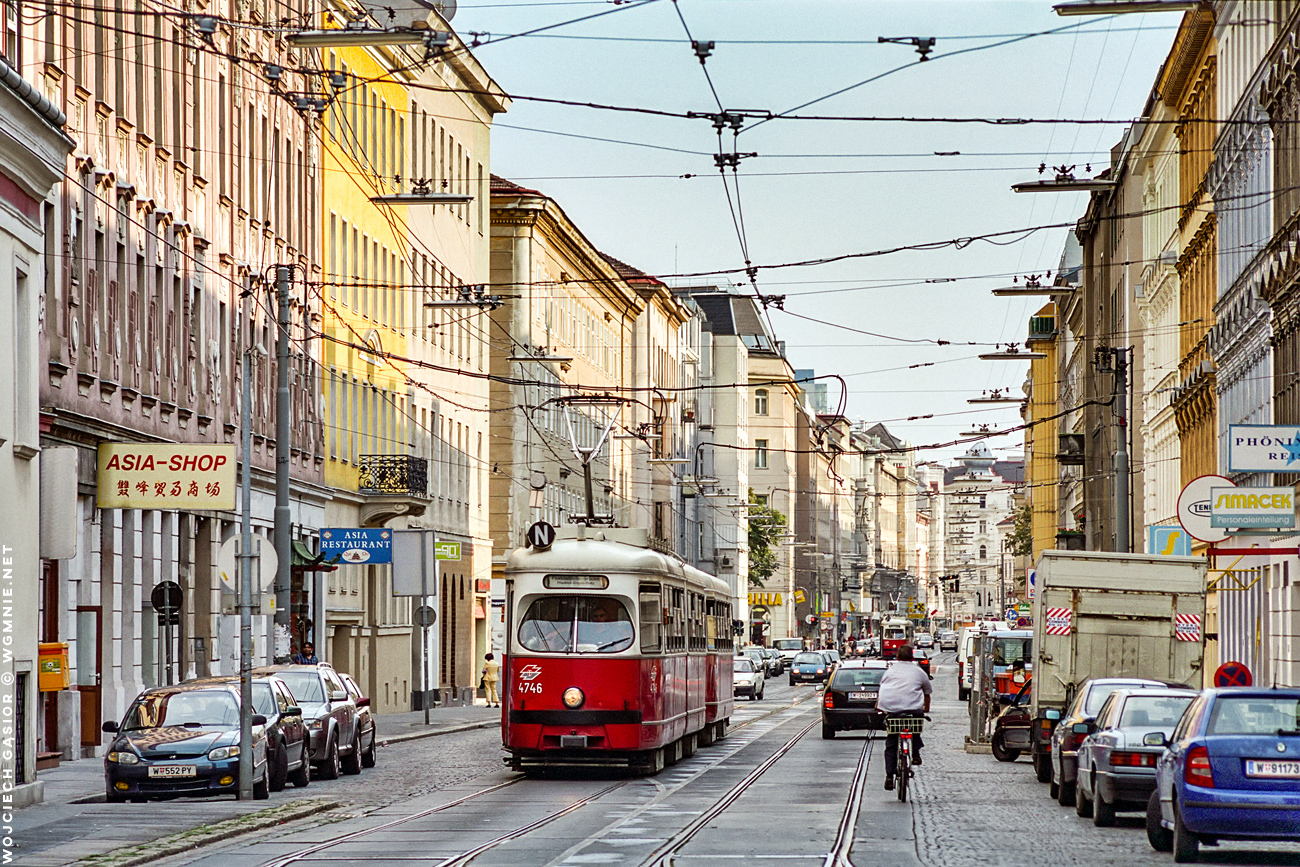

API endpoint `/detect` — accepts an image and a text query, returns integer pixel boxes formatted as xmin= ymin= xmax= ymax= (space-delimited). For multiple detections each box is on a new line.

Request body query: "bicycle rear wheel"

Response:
xmin=897 ymin=739 xmax=910 ymax=802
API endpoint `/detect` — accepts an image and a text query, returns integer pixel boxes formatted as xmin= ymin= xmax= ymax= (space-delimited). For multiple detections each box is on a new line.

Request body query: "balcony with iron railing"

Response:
xmin=358 ymin=455 xmax=429 ymax=498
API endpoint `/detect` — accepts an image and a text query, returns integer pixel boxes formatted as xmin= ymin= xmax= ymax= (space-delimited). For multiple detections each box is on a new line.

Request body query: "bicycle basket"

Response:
xmin=884 ymin=716 xmax=924 ymax=734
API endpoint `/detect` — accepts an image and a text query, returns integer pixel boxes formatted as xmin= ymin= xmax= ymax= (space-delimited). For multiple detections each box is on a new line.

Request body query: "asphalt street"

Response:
xmin=48 ymin=656 xmax=1300 ymax=867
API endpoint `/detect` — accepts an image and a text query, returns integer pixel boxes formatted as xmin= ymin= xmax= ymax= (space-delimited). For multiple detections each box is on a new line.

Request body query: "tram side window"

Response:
xmin=717 ymin=601 xmax=733 ymax=652
xmin=691 ymin=593 xmax=706 ymax=651
xmin=666 ymin=587 xmax=685 ymax=652
xmin=639 ymin=583 xmax=662 ymax=653
xmin=706 ymin=599 xmax=718 ymax=651
xmin=518 ymin=596 xmax=635 ymax=654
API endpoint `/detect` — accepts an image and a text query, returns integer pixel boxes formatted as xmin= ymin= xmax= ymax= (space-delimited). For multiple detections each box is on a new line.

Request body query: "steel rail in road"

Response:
xmin=641 ymin=717 xmax=822 ymax=867
xmin=826 ymin=734 xmax=877 ymax=867
xmin=255 ymin=691 xmax=820 ymax=867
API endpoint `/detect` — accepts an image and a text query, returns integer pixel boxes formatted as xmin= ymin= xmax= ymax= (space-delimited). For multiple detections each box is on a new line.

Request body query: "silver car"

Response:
xmin=256 ymin=663 xmax=361 ymax=779
xmin=1073 ymin=688 xmax=1199 ymax=826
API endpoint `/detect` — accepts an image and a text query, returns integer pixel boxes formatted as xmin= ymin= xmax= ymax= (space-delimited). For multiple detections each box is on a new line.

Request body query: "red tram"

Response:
xmin=502 ymin=526 xmax=735 ymax=774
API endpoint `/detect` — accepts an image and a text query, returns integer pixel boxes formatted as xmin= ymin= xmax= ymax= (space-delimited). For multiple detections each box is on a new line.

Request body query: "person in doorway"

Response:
xmin=482 ymin=653 xmax=501 ymax=707
xmin=293 ymin=642 xmax=319 ymax=665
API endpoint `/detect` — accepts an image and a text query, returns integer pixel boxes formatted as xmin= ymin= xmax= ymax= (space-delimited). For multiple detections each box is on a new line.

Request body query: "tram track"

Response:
xmin=255 ymin=690 xmax=821 ymax=867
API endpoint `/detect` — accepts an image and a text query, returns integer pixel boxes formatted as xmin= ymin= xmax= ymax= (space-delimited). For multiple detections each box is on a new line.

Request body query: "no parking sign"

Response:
xmin=1213 ymin=661 xmax=1253 ymax=687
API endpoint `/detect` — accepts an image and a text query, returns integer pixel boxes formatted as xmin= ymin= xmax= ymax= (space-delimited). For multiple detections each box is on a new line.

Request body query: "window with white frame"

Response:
xmin=754 ymin=388 xmax=769 ymax=416
xmin=754 ymin=439 xmax=768 ymax=469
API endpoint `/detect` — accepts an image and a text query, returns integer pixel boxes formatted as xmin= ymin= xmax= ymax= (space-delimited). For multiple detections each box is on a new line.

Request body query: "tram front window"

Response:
xmin=519 ymin=596 xmax=635 ymax=653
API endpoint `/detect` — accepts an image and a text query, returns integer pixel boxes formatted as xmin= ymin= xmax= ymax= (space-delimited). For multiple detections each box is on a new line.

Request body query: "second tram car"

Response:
xmin=502 ymin=526 xmax=735 ymax=774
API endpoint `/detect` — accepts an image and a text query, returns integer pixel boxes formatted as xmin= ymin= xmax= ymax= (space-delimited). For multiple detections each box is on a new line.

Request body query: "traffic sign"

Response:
xmin=527 ymin=521 xmax=556 ymax=550
xmin=1005 ymin=608 xmax=1017 ymax=622
xmin=1178 ymin=475 xmax=1234 ymax=544
xmin=1213 ymin=660 xmax=1253 ymax=687
xmin=151 ymin=581 xmax=183 ymax=625
xmin=415 ymin=605 xmax=437 ymax=627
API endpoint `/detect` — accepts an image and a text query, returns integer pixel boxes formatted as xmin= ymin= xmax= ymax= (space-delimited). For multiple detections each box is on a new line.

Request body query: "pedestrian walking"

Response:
xmin=482 ymin=652 xmax=501 ymax=707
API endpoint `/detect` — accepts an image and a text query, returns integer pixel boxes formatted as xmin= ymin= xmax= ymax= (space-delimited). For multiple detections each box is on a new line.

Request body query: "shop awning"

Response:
xmin=292 ymin=540 xmax=341 ymax=572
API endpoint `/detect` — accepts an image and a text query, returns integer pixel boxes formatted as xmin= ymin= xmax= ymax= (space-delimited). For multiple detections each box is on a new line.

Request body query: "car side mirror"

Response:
xmin=284 ymin=706 xmax=302 ymax=717
xmin=330 ymin=690 xmax=348 ymax=703
xmin=251 ymin=714 xmax=268 ymax=727
xmin=1044 ymin=709 xmax=1061 ymax=721
xmin=101 ymin=720 xmax=119 ymax=733
xmin=1012 ymin=671 xmax=1026 ymax=684
xmin=1072 ymin=722 xmax=1092 ymax=735
xmin=357 ymin=697 xmax=371 ymax=708
xmin=1143 ymin=732 xmax=1168 ymax=747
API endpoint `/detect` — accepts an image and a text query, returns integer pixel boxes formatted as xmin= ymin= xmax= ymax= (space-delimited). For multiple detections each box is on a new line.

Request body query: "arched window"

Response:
xmin=754 ymin=388 xmax=769 ymax=416
xmin=979 ymin=544 xmax=987 ymax=559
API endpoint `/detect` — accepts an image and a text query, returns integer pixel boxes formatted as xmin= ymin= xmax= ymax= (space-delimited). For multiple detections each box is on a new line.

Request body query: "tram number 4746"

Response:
xmin=518 ymin=681 xmax=543 ymax=695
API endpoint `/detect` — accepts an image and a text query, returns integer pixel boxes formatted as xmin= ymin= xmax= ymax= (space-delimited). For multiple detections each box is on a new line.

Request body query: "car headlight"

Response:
xmin=106 ymin=751 xmax=139 ymax=765
xmin=307 ymin=719 xmax=323 ymax=730
xmin=208 ymin=745 xmax=241 ymax=761
xmin=562 ymin=687 xmax=585 ymax=709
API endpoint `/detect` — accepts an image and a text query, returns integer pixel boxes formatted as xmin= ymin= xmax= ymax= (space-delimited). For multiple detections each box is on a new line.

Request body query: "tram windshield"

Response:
xmin=518 ymin=596 xmax=635 ymax=653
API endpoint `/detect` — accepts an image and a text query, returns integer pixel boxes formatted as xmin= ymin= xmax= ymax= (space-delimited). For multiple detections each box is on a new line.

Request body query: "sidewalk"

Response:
xmin=27 ymin=701 xmax=502 ymax=809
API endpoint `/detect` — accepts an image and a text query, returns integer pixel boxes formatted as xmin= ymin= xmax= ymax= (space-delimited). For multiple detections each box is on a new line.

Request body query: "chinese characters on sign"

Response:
xmin=97 ymin=444 xmax=237 ymax=510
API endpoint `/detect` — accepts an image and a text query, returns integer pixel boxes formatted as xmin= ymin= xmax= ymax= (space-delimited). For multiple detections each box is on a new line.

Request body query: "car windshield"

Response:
xmin=1206 ymin=696 xmax=1300 ymax=735
xmin=734 ymin=659 xmax=754 ymax=673
xmin=253 ymin=683 xmax=278 ymax=716
xmin=518 ymin=596 xmax=635 ymax=653
xmin=1119 ymin=694 xmax=1195 ymax=729
xmin=794 ymin=653 xmax=824 ymax=665
xmin=774 ymin=639 xmax=803 ymax=651
xmin=276 ymin=671 xmax=326 ymax=703
xmin=123 ymin=690 xmax=239 ymax=729
xmin=1081 ymin=682 xmax=1156 ymax=716
xmin=830 ymin=669 xmax=885 ymax=690
xmin=993 ymin=638 xmax=1030 ymax=665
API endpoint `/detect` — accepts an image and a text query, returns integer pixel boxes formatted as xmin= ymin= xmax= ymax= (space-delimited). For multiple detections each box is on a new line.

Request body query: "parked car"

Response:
xmin=1050 ymin=677 xmax=1184 ymax=806
xmin=256 ymin=663 xmax=361 ymax=779
xmin=186 ymin=674 xmax=312 ymax=791
xmin=915 ymin=632 xmax=934 ymax=649
xmin=339 ymin=673 xmax=377 ymax=769
xmin=773 ymin=638 xmax=804 ymax=666
xmin=992 ymin=679 xmax=1034 ymax=762
xmin=789 ymin=651 xmax=830 ymax=685
xmin=915 ymin=649 xmax=933 ymax=680
xmin=1147 ymin=687 xmax=1300 ymax=862
xmin=102 ymin=682 xmax=270 ymax=802
xmin=1073 ymin=688 xmax=1198 ymax=826
xmin=938 ymin=631 xmax=959 ymax=652
xmin=822 ymin=649 xmax=842 ymax=669
xmin=733 ymin=657 xmax=765 ymax=700
xmin=821 ymin=659 xmax=889 ymax=739
xmin=763 ymin=647 xmax=785 ymax=676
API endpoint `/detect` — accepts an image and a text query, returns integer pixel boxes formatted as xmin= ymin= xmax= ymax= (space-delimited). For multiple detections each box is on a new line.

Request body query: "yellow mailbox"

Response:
xmin=38 ymin=642 xmax=69 ymax=691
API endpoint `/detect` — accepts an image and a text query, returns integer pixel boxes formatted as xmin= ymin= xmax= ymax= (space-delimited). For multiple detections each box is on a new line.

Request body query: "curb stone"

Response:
xmin=75 ymin=798 xmax=342 ymax=867
xmin=380 ymin=719 xmax=499 ymax=745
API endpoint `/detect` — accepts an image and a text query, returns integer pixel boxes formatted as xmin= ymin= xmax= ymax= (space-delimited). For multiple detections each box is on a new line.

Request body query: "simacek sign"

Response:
xmin=1210 ymin=486 xmax=1296 ymax=529
xmin=97 ymin=443 xmax=237 ymax=510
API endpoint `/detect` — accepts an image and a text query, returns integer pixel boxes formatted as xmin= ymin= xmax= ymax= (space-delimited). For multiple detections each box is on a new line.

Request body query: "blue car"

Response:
xmin=1147 ymin=687 xmax=1300 ymax=862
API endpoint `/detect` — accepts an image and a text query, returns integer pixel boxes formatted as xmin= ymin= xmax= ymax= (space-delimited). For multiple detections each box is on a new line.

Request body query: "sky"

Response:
xmin=447 ymin=0 xmax=1180 ymax=464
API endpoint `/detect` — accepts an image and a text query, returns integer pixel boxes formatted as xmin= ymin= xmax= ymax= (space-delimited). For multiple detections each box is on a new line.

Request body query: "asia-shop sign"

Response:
xmin=1227 ymin=425 xmax=1300 ymax=472
xmin=319 ymin=528 xmax=393 ymax=564
xmin=1210 ymin=487 xmax=1296 ymax=529
xmin=97 ymin=444 xmax=236 ymax=509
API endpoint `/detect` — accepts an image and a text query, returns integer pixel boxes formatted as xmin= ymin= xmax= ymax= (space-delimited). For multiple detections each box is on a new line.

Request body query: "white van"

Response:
xmin=958 ymin=621 xmax=1010 ymax=702
xmin=773 ymin=637 xmax=805 ymax=665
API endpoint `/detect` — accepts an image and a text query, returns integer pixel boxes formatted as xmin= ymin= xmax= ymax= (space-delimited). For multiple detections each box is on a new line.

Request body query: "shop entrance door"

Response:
xmin=76 ymin=606 xmax=102 ymax=751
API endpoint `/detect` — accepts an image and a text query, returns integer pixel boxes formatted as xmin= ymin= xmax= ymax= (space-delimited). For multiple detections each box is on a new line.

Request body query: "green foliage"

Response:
xmin=1009 ymin=503 xmax=1033 ymax=558
xmin=747 ymin=492 xmax=788 ymax=589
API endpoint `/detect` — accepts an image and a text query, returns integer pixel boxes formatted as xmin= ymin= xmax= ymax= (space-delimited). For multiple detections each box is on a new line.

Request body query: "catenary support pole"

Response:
xmin=1113 ymin=349 xmax=1130 ymax=553
xmin=274 ymin=266 xmax=292 ymax=656
xmin=238 ymin=344 xmax=255 ymax=801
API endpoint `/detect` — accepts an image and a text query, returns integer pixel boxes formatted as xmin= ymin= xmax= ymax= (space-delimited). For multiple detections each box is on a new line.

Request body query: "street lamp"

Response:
xmin=978 ymin=343 xmax=1047 ymax=361
xmin=1054 ymin=0 xmax=1203 ymax=13
xmin=968 ymin=389 xmax=1024 ymax=405
xmin=287 ymin=27 xmax=450 ymax=48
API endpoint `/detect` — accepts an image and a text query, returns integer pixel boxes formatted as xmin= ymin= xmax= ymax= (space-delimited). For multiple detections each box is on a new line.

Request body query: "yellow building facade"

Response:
xmin=1024 ymin=302 xmax=1060 ymax=563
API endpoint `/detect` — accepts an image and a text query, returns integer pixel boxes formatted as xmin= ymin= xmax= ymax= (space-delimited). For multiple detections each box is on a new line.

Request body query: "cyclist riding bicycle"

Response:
xmin=875 ymin=642 xmax=932 ymax=790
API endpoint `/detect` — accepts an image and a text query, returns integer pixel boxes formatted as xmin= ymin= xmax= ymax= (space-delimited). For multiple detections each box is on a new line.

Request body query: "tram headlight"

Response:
xmin=562 ymin=687 xmax=585 ymax=709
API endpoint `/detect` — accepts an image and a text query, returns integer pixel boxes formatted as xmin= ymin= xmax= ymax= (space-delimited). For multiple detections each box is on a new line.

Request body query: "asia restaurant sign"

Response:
xmin=97 ymin=444 xmax=237 ymax=510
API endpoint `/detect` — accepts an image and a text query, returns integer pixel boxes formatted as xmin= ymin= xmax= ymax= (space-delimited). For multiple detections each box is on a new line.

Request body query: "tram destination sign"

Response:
xmin=1227 ymin=425 xmax=1300 ymax=472
xmin=1210 ymin=487 xmax=1296 ymax=529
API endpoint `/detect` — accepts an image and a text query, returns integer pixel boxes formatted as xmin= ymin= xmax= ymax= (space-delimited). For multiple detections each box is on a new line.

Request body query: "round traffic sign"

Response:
xmin=151 ymin=581 xmax=184 ymax=615
xmin=1178 ymin=474 xmax=1235 ymax=544
xmin=1213 ymin=660 xmax=1253 ymax=688
xmin=526 ymin=521 xmax=556 ymax=550
xmin=414 ymin=605 xmax=437 ymax=627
